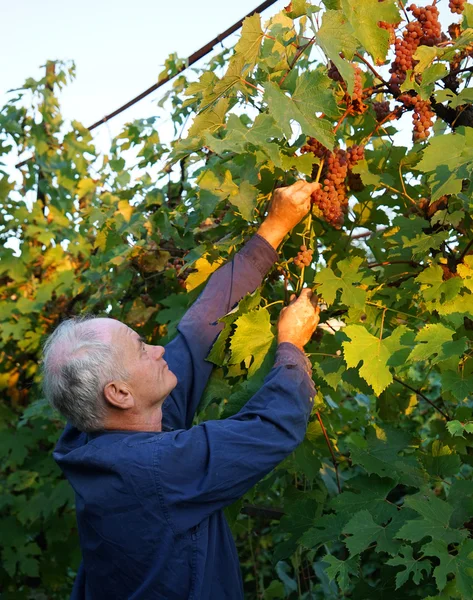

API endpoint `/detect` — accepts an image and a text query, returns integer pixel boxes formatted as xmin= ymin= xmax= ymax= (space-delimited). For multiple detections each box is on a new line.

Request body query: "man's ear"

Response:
xmin=103 ymin=380 xmax=135 ymax=410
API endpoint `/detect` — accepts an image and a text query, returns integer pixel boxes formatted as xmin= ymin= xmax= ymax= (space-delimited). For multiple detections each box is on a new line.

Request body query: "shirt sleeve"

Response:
xmin=154 ymin=343 xmax=316 ymax=535
xmin=162 ymin=234 xmax=278 ymax=432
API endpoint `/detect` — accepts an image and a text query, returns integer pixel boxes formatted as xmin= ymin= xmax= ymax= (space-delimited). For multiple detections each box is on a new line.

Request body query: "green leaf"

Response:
xmin=341 ymin=0 xmax=400 ymax=63
xmin=421 ymin=440 xmax=462 ymax=479
xmin=292 ymin=70 xmax=340 ymax=120
xmin=422 ymin=539 xmax=473 ymax=599
xmin=187 ymin=97 xmax=229 ymax=139
xmin=408 ymin=323 xmax=466 ymax=365
xmin=206 ymin=113 xmax=284 ymax=166
xmin=330 ymin=475 xmax=396 ymax=524
xmin=349 ymin=425 xmax=426 ymax=487
xmin=230 ymin=308 xmax=274 ymax=376
xmin=446 ymin=420 xmax=468 ymax=438
xmin=228 ymin=179 xmax=258 ymax=222
xmin=318 ymin=356 xmax=345 ymax=389
xmin=316 ymin=10 xmax=358 ymax=94
xmin=403 ymin=230 xmax=451 ymax=257
xmin=442 ymin=370 xmax=473 ymax=401
xmin=343 ymin=509 xmax=385 ymax=555
xmin=300 ymin=513 xmax=346 ymax=549
xmin=233 ymin=14 xmax=263 ymax=73
xmin=323 ymin=554 xmax=359 ymax=591
xmin=396 ymin=492 xmax=467 ymax=545
xmin=342 ymin=326 xmax=408 ymax=395
xmin=386 ymin=545 xmax=432 ymax=589
xmin=263 ymin=81 xmax=335 ymax=149
xmin=314 ymin=257 xmax=366 ymax=308
xmin=415 ymin=129 xmax=473 ymax=201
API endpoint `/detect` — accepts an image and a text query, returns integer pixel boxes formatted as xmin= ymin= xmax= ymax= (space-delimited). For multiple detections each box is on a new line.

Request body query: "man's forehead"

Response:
xmin=87 ymin=318 xmax=131 ymax=341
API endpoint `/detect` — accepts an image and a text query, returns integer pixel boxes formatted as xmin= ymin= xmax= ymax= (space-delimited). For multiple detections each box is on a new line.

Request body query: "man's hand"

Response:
xmin=257 ymin=180 xmax=320 ymax=250
xmin=277 ymin=288 xmax=320 ymax=351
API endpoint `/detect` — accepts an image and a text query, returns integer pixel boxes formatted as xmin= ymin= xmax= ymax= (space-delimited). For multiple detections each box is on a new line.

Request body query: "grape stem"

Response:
xmin=278 ymin=36 xmax=315 ymax=87
xmin=333 ymin=106 xmax=352 ymax=135
xmin=297 ymin=158 xmax=324 ymax=294
xmin=354 ymin=52 xmax=389 ymax=86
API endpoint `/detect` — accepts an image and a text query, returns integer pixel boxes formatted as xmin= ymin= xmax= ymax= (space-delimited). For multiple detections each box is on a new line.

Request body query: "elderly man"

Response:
xmin=44 ymin=180 xmax=320 ymax=600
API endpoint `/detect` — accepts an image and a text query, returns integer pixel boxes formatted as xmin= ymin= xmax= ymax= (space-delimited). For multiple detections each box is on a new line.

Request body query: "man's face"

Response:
xmin=94 ymin=318 xmax=178 ymax=411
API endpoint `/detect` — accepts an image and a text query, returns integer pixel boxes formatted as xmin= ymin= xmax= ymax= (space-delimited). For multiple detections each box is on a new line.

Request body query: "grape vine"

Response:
xmin=2 ymin=1 xmax=473 ymax=598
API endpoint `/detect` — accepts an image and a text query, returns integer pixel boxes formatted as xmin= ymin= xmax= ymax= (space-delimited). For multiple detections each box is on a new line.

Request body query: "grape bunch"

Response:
xmin=327 ymin=61 xmax=343 ymax=82
xmin=293 ymin=245 xmax=313 ymax=268
xmin=449 ymin=0 xmax=466 ymax=14
xmin=301 ymin=137 xmax=326 ymax=159
xmin=348 ymin=65 xmax=368 ymax=115
xmin=412 ymin=96 xmax=435 ymax=141
xmin=373 ymin=101 xmax=392 ymax=122
xmin=408 ymin=4 xmax=442 ymax=47
xmin=390 ymin=4 xmax=442 ymax=92
xmin=347 ymin=145 xmax=365 ymax=165
xmin=390 ymin=20 xmax=423 ymax=90
xmin=301 ymin=140 xmax=365 ymax=228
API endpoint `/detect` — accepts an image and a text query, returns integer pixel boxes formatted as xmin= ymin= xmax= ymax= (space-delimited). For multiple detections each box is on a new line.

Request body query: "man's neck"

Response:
xmin=103 ymin=407 xmax=163 ymax=433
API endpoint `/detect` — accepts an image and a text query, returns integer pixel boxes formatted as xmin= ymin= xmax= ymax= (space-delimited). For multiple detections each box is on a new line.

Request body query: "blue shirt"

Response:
xmin=53 ymin=234 xmax=316 ymax=600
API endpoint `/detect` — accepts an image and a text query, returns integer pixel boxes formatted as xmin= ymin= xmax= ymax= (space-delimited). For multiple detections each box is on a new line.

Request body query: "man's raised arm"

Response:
xmin=162 ymin=180 xmax=319 ymax=431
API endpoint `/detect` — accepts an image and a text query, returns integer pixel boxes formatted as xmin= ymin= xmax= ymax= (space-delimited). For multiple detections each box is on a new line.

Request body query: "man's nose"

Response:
xmin=153 ymin=345 xmax=165 ymax=360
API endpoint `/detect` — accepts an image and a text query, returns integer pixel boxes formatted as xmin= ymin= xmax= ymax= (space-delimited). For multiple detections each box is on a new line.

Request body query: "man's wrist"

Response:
xmin=277 ymin=338 xmax=304 ymax=352
xmin=256 ymin=220 xmax=287 ymax=250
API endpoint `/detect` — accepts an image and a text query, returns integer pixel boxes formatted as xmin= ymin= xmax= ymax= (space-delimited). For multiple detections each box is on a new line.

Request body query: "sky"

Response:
xmin=1 ymin=1 xmax=458 ymax=158
xmin=1 ymin=0 xmax=288 ymax=155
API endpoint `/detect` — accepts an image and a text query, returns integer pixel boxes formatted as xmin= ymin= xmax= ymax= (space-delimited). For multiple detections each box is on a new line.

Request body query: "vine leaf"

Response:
xmin=422 ymin=539 xmax=473 ymax=599
xmin=185 ymin=255 xmax=224 ymax=292
xmin=342 ymin=509 xmax=385 ymax=555
xmin=329 ymin=475 xmax=396 ymax=524
xmin=442 ymin=370 xmax=473 ymax=402
xmin=206 ymin=113 xmax=284 ymax=167
xmin=263 ymin=81 xmax=335 ymax=149
xmin=402 ymin=230 xmax=450 ymax=257
xmin=408 ymin=323 xmax=467 ymax=365
xmin=315 ymin=10 xmax=358 ymax=94
xmin=341 ymin=0 xmax=400 ymax=63
xmin=300 ymin=513 xmax=346 ymax=550
xmin=386 ymin=545 xmax=432 ymax=589
xmin=207 ymin=290 xmax=262 ymax=365
xmin=415 ymin=128 xmax=473 ymax=201
xmin=342 ymin=325 xmax=407 ymax=395
xmin=396 ymin=492 xmax=467 ymax=545
xmin=349 ymin=425 xmax=426 ymax=487
xmin=229 ymin=308 xmax=274 ymax=376
xmin=420 ymin=440 xmax=462 ymax=480
xmin=187 ymin=97 xmax=229 ymax=139
xmin=323 ymin=554 xmax=359 ymax=591
xmin=314 ymin=257 xmax=366 ymax=308
xmin=416 ymin=264 xmax=464 ymax=305
xmin=232 ymin=14 xmax=264 ymax=74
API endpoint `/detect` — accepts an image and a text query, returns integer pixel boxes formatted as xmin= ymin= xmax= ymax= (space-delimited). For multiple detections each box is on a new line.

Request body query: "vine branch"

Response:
xmin=316 ymin=411 xmax=342 ymax=493
xmin=393 ymin=377 xmax=451 ymax=420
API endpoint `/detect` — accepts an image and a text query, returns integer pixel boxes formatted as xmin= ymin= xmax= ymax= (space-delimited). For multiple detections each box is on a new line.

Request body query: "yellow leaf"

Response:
xmin=77 ymin=178 xmax=96 ymax=197
xmin=185 ymin=255 xmax=223 ymax=291
xmin=117 ymin=200 xmax=133 ymax=223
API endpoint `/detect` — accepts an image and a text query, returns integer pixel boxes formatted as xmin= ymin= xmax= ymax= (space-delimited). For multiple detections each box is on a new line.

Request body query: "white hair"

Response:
xmin=42 ymin=315 xmax=128 ymax=432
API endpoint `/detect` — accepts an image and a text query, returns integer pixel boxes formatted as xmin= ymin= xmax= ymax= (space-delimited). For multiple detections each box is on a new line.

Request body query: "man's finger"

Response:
xmin=292 ymin=183 xmax=320 ymax=203
xmin=310 ymin=294 xmax=319 ymax=309
xmin=290 ymin=180 xmax=308 ymax=190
